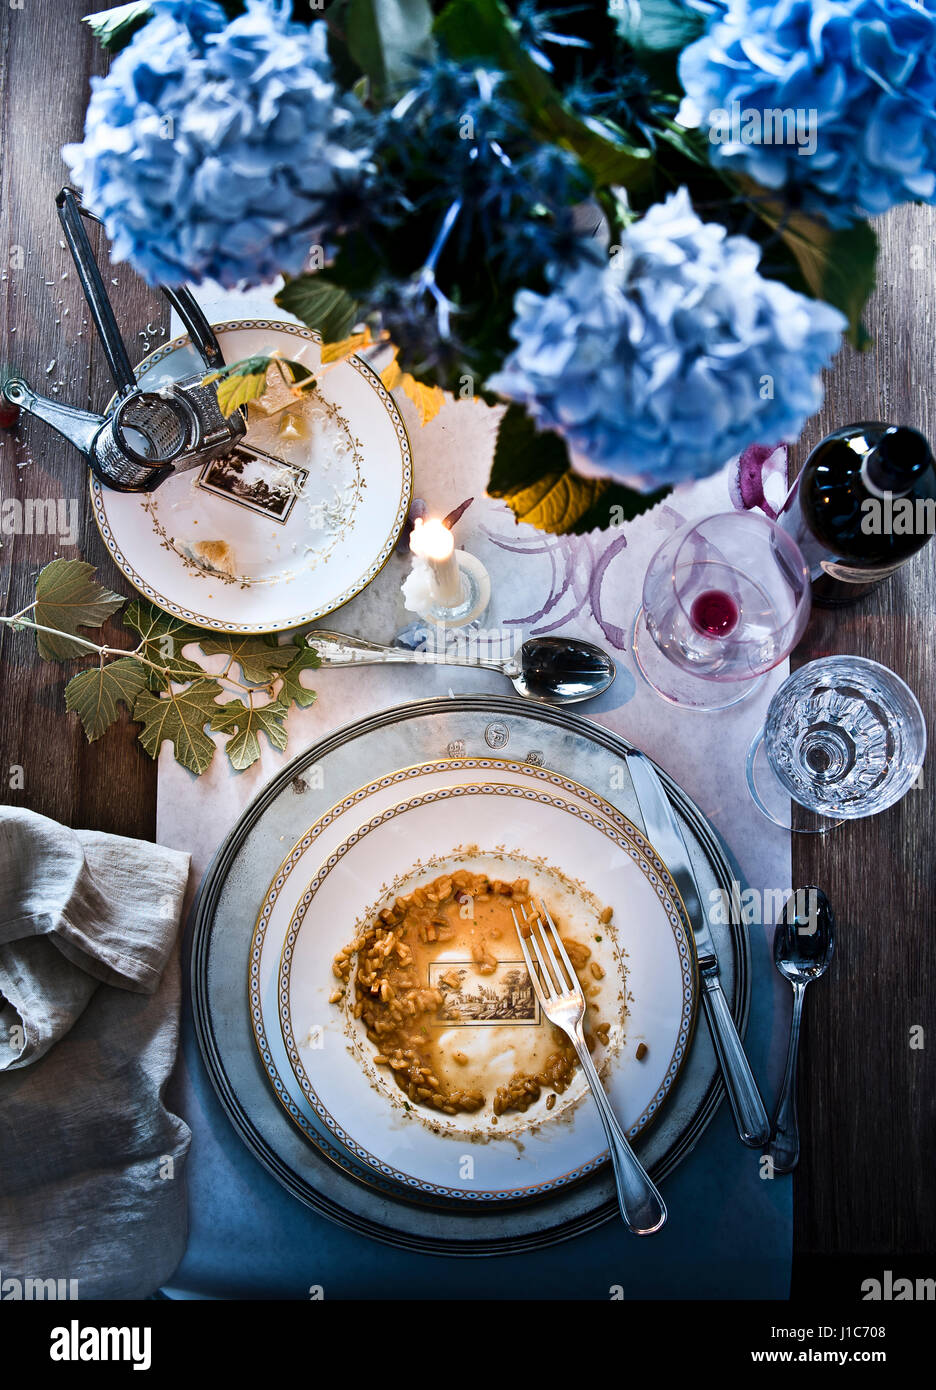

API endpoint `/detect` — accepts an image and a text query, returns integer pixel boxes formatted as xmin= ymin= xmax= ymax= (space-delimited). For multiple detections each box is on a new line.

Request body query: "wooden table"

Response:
xmin=1 ymin=0 xmax=933 ymax=1294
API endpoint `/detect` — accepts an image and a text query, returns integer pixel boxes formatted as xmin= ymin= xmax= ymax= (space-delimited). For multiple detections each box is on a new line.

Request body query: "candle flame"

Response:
xmin=410 ymin=517 xmax=454 ymax=562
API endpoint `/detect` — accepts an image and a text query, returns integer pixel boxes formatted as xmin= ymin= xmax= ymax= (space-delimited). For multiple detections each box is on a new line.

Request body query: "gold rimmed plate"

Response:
xmin=252 ymin=762 xmax=697 ymax=1204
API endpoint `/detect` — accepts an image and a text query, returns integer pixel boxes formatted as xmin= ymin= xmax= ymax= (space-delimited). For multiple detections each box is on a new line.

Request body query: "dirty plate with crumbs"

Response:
xmin=272 ymin=780 xmax=698 ymax=1202
xmin=91 ymin=321 xmax=412 ymax=633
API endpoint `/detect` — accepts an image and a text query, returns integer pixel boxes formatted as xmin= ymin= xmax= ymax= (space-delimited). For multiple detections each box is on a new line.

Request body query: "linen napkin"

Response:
xmin=0 ymin=807 xmax=191 ymax=1299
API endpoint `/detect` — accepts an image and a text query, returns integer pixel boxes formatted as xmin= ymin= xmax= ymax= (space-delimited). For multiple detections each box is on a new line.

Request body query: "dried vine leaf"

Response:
xmin=33 ymin=560 xmax=125 ymax=661
xmin=122 ymin=600 xmax=205 ymax=688
xmin=199 ymin=635 xmax=298 ymax=686
xmin=64 ymin=657 xmax=148 ymax=742
xmin=209 ymin=698 xmax=290 ymax=771
xmin=277 ymin=643 xmax=321 ymax=710
xmin=133 ymin=678 xmax=224 ymax=776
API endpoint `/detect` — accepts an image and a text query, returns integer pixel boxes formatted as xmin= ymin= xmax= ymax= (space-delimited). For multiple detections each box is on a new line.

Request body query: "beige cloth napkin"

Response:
xmin=0 ymin=807 xmax=191 ymax=1299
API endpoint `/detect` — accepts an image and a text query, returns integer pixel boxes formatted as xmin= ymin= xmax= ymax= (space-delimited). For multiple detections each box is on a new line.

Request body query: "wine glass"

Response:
xmin=632 ymin=512 xmax=812 ymax=711
xmin=747 ymin=656 xmax=926 ymax=832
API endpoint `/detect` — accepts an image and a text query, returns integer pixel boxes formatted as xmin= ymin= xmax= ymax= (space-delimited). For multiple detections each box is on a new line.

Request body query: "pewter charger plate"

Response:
xmin=191 ymin=696 xmax=749 ymax=1255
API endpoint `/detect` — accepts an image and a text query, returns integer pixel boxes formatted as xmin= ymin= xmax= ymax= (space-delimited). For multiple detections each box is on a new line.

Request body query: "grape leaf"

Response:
xmin=33 ymin=559 xmax=125 ymax=661
xmin=209 ymin=698 xmax=290 ymax=771
xmin=488 ymin=405 xmax=667 ymax=534
xmin=199 ymin=635 xmax=298 ymax=686
xmin=133 ymin=679 xmax=224 ymax=776
xmin=274 ymin=275 xmax=362 ymax=344
xmin=64 ymin=657 xmax=148 ymax=742
xmin=121 ymin=600 xmax=205 ymax=688
xmin=277 ymin=642 xmax=321 ymax=711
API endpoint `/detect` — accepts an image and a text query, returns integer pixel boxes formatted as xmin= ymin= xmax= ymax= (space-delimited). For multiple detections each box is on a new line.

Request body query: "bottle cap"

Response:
xmin=862 ymin=426 xmax=933 ymax=498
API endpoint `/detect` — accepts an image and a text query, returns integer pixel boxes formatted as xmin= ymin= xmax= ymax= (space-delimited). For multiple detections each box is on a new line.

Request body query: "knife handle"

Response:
xmin=700 ymin=971 xmax=770 ymax=1148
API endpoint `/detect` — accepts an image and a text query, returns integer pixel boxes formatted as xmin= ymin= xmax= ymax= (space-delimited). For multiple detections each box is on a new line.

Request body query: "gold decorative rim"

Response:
xmin=89 ymin=320 xmax=414 ymax=634
xmin=249 ymin=762 xmax=699 ymax=1203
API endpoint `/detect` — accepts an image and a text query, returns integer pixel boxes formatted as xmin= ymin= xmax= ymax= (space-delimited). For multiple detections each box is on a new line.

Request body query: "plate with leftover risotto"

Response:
xmin=91 ymin=321 xmax=412 ymax=633
xmin=270 ymin=779 xmax=697 ymax=1202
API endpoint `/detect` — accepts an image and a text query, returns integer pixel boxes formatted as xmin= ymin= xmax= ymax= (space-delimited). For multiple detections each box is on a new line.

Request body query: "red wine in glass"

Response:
xmin=689 ymin=588 xmax=740 ymax=637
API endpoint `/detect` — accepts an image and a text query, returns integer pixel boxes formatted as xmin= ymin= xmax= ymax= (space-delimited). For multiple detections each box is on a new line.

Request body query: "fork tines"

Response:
xmin=510 ymin=897 xmax=582 ymax=1004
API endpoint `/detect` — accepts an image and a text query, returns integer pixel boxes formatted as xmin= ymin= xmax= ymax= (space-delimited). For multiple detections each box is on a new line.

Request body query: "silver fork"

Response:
xmin=511 ymin=898 xmax=667 ymax=1235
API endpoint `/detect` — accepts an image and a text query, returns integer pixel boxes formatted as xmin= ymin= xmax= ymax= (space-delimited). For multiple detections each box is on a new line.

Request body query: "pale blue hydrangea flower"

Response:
xmin=677 ymin=0 xmax=936 ymax=225
xmin=488 ymin=188 xmax=846 ymax=490
xmin=63 ymin=0 xmax=375 ymax=288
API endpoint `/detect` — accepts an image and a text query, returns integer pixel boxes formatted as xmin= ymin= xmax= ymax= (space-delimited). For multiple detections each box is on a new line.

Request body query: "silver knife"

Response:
xmin=626 ymin=751 xmax=770 ymax=1148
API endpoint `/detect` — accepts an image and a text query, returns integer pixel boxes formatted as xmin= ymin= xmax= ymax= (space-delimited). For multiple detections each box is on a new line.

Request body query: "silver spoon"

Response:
xmin=304 ymin=630 xmax=615 ymax=705
xmin=769 ymin=886 xmax=836 ymax=1174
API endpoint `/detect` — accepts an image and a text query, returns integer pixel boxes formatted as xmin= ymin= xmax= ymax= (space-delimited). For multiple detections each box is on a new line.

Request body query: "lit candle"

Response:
xmin=409 ymin=517 xmax=463 ymax=607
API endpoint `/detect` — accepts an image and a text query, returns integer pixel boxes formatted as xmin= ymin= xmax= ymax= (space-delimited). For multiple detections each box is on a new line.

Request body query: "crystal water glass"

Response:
xmin=758 ymin=655 xmax=926 ymax=822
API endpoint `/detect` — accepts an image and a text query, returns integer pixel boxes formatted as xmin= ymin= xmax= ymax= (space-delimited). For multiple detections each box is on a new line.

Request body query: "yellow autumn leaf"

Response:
xmin=380 ymin=355 xmax=403 ymax=392
xmin=379 ymin=352 xmax=445 ymax=426
xmin=320 ymin=327 xmax=373 ymax=364
xmin=401 ymin=373 xmax=446 ymax=426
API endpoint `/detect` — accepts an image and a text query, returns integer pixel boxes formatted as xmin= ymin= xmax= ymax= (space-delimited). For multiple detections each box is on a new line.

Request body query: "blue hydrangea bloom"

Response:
xmin=487 ymin=189 xmax=846 ymax=491
xmin=677 ymin=0 xmax=936 ymax=225
xmin=63 ymin=0 xmax=375 ymax=288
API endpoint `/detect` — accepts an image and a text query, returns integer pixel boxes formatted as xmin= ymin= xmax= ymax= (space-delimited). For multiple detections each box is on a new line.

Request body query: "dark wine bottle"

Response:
xmin=776 ymin=422 xmax=936 ymax=605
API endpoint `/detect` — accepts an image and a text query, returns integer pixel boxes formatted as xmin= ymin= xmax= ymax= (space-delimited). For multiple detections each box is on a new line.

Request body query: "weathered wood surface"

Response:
xmin=1 ymin=0 xmax=932 ymax=1274
xmin=0 ymin=0 xmax=163 ymax=838
xmin=789 ymin=202 xmax=936 ymax=1262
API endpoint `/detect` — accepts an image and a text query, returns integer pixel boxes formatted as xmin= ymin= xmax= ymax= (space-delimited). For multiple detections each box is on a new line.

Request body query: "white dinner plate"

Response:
xmin=252 ymin=760 xmax=697 ymax=1202
xmin=90 ymin=321 xmax=412 ymax=632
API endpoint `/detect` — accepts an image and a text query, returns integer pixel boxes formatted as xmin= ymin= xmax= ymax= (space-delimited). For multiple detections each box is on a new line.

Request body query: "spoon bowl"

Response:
xmin=508 ymin=637 xmax=616 ymax=704
xmin=774 ymin=886 xmax=836 ymax=984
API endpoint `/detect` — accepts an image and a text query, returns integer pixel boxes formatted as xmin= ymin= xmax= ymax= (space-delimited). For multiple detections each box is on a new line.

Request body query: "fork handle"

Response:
xmin=573 ymin=1027 xmax=667 ymax=1235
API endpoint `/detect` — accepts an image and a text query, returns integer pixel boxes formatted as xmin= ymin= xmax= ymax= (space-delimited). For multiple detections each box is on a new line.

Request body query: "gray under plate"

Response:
xmin=191 ymin=695 xmax=748 ymax=1255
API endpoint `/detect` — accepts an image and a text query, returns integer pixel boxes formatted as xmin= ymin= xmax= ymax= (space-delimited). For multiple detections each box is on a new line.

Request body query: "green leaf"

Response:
xmin=83 ymin=2 xmax=152 ymax=52
xmin=434 ymin=0 xmax=653 ymax=189
xmin=133 ymin=678 xmax=224 ymax=776
xmin=33 ymin=559 xmax=125 ymax=661
xmin=346 ymin=0 xmax=435 ymax=98
xmin=210 ymin=697 xmax=290 ymax=771
xmin=612 ymin=0 xmax=706 ymax=53
xmin=743 ymin=184 xmax=878 ymax=349
xmin=277 ymin=641 xmax=321 ymax=711
xmin=275 ymin=276 xmax=362 ymax=344
xmin=488 ymin=406 xmax=667 ymax=534
xmin=121 ymin=600 xmax=205 ymax=688
xmin=64 ymin=657 xmax=148 ymax=742
xmin=199 ymin=635 xmax=298 ymax=686
xmin=215 ymin=370 xmax=270 ymax=417
xmin=280 ymin=358 xmax=315 ymax=386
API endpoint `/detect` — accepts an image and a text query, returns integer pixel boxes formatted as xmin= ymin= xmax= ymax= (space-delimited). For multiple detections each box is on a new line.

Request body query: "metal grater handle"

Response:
xmin=56 ymin=187 xmax=139 ymax=396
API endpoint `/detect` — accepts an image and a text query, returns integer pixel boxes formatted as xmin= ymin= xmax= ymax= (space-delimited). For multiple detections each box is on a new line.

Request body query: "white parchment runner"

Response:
xmin=157 ymin=290 xmax=793 ymax=1296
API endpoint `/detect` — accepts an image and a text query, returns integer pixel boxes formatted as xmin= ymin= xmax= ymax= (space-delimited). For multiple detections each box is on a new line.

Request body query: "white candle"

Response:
xmin=410 ymin=517 xmax=463 ymax=606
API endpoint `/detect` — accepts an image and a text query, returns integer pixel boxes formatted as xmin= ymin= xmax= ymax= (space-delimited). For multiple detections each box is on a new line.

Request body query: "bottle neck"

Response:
xmin=860 ymin=426 xmax=932 ymax=499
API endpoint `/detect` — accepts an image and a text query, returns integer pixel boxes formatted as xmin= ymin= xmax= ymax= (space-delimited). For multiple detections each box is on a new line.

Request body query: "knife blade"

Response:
xmin=626 ymin=751 xmax=770 ymax=1149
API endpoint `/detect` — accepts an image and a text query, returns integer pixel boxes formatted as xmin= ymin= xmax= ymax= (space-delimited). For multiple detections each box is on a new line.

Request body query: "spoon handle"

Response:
xmin=305 ymin=630 xmax=506 ymax=672
xmin=770 ymin=981 xmax=806 ymax=1174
